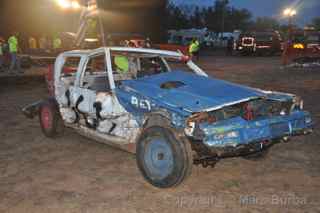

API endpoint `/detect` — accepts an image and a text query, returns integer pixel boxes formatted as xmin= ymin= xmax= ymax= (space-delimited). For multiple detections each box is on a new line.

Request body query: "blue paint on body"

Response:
xmin=200 ymin=111 xmax=312 ymax=147
xmin=114 ymin=70 xmax=313 ymax=149
xmin=120 ymin=71 xmax=265 ymax=112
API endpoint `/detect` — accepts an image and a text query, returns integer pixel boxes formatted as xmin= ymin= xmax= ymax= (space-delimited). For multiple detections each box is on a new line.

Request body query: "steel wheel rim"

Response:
xmin=144 ymin=137 xmax=174 ymax=180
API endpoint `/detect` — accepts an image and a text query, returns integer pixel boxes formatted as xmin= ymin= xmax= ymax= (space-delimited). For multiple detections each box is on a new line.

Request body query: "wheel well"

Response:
xmin=143 ymin=112 xmax=172 ymax=129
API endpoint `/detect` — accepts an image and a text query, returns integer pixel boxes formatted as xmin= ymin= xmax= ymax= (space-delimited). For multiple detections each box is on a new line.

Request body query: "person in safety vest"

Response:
xmin=115 ymin=56 xmax=129 ymax=73
xmin=8 ymin=32 xmax=22 ymax=73
xmin=189 ymin=38 xmax=200 ymax=60
xmin=53 ymin=33 xmax=62 ymax=53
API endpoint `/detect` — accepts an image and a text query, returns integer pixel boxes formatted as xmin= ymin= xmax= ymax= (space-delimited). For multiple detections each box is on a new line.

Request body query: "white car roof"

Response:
xmin=61 ymin=47 xmax=184 ymax=58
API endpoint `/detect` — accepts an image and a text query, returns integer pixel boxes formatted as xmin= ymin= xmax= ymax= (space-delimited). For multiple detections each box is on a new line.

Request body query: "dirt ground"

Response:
xmin=0 ymin=55 xmax=319 ymax=213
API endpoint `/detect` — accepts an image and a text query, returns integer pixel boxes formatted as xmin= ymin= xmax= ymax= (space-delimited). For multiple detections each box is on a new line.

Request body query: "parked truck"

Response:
xmin=282 ymin=28 xmax=320 ymax=67
xmin=236 ymin=31 xmax=282 ymax=56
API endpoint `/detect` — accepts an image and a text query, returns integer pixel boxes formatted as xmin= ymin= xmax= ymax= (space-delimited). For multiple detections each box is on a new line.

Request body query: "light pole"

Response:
xmin=282 ymin=8 xmax=297 ymax=65
xmin=283 ymin=8 xmax=297 ymax=39
xmin=220 ymin=0 xmax=228 ymax=38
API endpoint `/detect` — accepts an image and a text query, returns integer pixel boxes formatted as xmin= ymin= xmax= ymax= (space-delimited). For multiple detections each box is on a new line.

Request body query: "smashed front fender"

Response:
xmin=198 ymin=110 xmax=313 ymax=148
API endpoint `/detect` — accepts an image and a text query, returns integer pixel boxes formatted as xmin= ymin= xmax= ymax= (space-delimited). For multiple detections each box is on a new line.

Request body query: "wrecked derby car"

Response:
xmin=23 ymin=47 xmax=313 ymax=188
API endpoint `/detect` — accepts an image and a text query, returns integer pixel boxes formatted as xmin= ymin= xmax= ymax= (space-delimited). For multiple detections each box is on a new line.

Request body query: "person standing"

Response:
xmin=0 ymin=38 xmax=4 ymax=71
xmin=39 ymin=35 xmax=47 ymax=52
xmin=53 ymin=34 xmax=62 ymax=53
xmin=226 ymin=36 xmax=234 ymax=56
xmin=8 ymin=32 xmax=21 ymax=73
xmin=145 ymin=38 xmax=152 ymax=48
xmin=204 ymin=33 xmax=212 ymax=49
xmin=189 ymin=38 xmax=200 ymax=60
xmin=28 ymin=36 xmax=37 ymax=53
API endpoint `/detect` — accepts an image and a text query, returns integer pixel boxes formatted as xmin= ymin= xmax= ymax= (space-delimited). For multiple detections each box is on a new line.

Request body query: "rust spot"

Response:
xmin=125 ymin=143 xmax=136 ymax=154
xmin=186 ymin=112 xmax=216 ymax=124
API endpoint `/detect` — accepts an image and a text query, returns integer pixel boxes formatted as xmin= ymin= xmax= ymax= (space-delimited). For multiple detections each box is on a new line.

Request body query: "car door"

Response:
xmin=92 ymin=48 xmax=140 ymax=139
xmin=69 ymin=52 xmax=108 ymax=117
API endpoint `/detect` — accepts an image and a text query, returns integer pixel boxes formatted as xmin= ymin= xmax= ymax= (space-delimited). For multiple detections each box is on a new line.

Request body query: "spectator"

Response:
xmin=189 ymin=38 xmax=200 ymax=60
xmin=0 ymin=37 xmax=4 ymax=71
xmin=145 ymin=38 xmax=152 ymax=48
xmin=8 ymin=32 xmax=22 ymax=73
xmin=226 ymin=36 xmax=234 ymax=56
xmin=28 ymin=36 xmax=37 ymax=53
xmin=39 ymin=35 xmax=47 ymax=52
xmin=53 ymin=34 xmax=62 ymax=53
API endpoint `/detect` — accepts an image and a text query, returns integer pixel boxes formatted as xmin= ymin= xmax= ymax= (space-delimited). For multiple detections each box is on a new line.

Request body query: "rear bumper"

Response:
xmin=22 ymin=97 xmax=58 ymax=119
xmin=238 ymin=46 xmax=254 ymax=52
xmin=193 ymin=110 xmax=313 ymax=157
xmin=22 ymin=100 xmax=43 ymax=119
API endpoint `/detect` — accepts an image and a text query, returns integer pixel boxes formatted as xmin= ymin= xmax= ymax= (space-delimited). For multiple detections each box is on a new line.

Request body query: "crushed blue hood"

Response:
xmin=120 ymin=71 xmax=266 ymax=112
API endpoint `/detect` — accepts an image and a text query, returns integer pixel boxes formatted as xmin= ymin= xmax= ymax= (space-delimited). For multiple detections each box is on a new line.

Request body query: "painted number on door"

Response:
xmin=131 ymin=96 xmax=151 ymax=111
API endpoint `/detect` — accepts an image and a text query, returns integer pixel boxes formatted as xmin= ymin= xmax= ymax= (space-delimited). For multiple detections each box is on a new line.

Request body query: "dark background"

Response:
xmin=0 ymin=0 xmax=167 ymax=42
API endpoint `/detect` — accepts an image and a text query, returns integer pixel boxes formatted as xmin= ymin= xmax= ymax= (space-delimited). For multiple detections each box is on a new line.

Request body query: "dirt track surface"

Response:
xmin=0 ymin=56 xmax=319 ymax=213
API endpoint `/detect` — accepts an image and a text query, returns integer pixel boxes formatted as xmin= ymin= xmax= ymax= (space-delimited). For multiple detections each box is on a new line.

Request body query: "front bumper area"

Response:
xmin=192 ymin=110 xmax=313 ymax=157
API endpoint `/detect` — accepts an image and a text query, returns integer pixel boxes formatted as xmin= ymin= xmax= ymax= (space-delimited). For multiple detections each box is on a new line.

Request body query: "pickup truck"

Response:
xmin=236 ymin=31 xmax=282 ymax=56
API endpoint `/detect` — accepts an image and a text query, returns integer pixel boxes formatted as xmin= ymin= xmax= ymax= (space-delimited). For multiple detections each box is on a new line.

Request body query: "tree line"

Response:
xmin=165 ymin=0 xmax=320 ymax=33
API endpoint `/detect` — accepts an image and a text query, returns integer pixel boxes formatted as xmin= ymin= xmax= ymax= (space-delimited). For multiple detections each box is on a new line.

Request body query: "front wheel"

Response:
xmin=136 ymin=126 xmax=193 ymax=188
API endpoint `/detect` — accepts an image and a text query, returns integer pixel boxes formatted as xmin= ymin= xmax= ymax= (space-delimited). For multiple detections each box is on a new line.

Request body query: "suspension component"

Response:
xmin=194 ymin=157 xmax=219 ymax=168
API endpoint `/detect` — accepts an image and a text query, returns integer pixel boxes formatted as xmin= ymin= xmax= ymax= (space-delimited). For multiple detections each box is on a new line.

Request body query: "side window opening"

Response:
xmin=80 ymin=54 xmax=110 ymax=92
xmin=137 ymin=57 xmax=168 ymax=78
xmin=111 ymin=52 xmax=139 ymax=82
xmin=166 ymin=57 xmax=193 ymax=73
xmin=111 ymin=51 xmax=170 ymax=83
xmin=60 ymin=56 xmax=81 ymax=87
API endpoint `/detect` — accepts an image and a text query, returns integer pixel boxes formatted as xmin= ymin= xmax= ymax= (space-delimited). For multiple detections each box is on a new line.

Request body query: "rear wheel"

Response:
xmin=39 ymin=99 xmax=64 ymax=138
xmin=136 ymin=126 xmax=193 ymax=188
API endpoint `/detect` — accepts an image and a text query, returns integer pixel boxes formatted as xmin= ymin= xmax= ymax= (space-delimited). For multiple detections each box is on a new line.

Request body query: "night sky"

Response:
xmin=172 ymin=0 xmax=320 ymax=26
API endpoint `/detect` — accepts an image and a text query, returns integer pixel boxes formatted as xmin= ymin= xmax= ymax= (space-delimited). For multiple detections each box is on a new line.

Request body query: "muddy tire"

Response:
xmin=39 ymin=99 xmax=64 ymax=138
xmin=136 ymin=126 xmax=193 ymax=188
xmin=242 ymin=148 xmax=269 ymax=161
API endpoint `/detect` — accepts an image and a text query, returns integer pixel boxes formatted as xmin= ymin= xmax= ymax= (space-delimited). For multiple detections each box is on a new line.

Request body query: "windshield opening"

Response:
xmin=110 ymin=51 xmax=202 ymax=84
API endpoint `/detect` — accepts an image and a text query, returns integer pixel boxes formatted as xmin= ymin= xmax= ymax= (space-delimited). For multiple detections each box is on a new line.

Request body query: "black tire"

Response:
xmin=136 ymin=126 xmax=193 ymax=188
xmin=242 ymin=148 xmax=269 ymax=161
xmin=39 ymin=99 xmax=64 ymax=138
